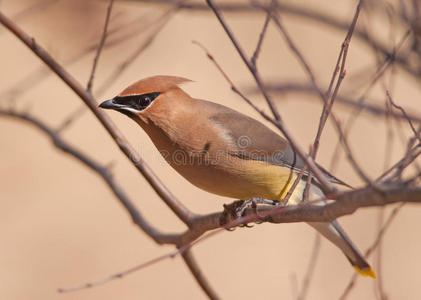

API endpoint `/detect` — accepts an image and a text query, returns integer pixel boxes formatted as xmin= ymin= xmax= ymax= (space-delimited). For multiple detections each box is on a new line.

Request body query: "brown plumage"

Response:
xmin=99 ymin=75 xmax=375 ymax=278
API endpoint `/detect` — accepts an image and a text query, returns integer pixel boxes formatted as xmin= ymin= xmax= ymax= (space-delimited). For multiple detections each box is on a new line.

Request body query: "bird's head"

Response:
xmin=99 ymin=75 xmax=192 ymax=123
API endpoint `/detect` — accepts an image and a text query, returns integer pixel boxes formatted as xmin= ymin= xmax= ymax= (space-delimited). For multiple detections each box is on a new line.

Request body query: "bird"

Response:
xmin=99 ymin=75 xmax=375 ymax=278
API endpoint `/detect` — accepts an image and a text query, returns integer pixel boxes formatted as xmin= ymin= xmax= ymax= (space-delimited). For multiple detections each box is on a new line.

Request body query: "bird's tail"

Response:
xmin=307 ymin=221 xmax=376 ymax=278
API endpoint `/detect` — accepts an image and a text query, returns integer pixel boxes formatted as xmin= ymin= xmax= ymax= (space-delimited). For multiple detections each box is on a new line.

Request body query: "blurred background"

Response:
xmin=1 ymin=0 xmax=421 ymax=299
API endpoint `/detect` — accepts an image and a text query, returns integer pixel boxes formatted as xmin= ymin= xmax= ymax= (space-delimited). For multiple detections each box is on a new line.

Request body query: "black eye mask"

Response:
xmin=113 ymin=92 xmax=161 ymax=111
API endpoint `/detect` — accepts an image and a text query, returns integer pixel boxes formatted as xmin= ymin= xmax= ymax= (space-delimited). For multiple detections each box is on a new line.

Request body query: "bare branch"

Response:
xmin=129 ymin=0 xmax=421 ymax=82
xmin=94 ymin=4 xmax=179 ymax=96
xmin=250 ymin=1 xmax=272 ymax=67
xmin=376 ymin=144 xmax=421 ymax=182
xmin=315 ymin=0 xmax=361 ymax=157
xmin=57 ymin=185 xmax=421 ymax=292
xmin=247 ymin=81 xmax=421 ymax=124
xmin=206 ymin=0 xmax=281 ymax=121
xmin=58 ymin=252 xmax=174 ymax=293
xmin=86 ymin=0 xmax=115 ymax=92
xmin=1 ymin=9 xmax=166 ymax=101
xmin=0 ymin=108 xmax=179 ymax=244
xmin=182 ymin=250 xmax=220 ymax=300
xmin=270 ymin=1 xmax=372 ymax=186
xmin=297 ymin=233 xmax=321 ymax=300
xmin=0 ymin=107 xmax=223 ymax=297
xmin=0 ymin=9 xmax=194 ymax=225
xmin=386 ymin=90 xmax=421 ymax=144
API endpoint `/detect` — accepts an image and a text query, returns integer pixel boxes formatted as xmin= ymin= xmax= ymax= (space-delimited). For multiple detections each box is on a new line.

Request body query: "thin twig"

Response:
xmin=86 ymin=0 xmax=115 ymax=92
xmin=95 ymin=4 xmax=179 ymax=97
xmin=313 ymin=0 xmax=361 ymax=158
xmin=329 ymin=29 xmax=412 ymax=177
xmin=55 ymin=9 xmax=174 ymax=132
xmin=374 ymin=207 xmax=387 ymax=300
xmin=206 ymin=0 xmax=281 ymax=121
xmin=386 ymin=91 xmax=421 ymax=144
xmin=247 ymin=81 xmax=421 ymax=124
xmin=1 ymin=9 xmax=162 ymax=101
xmin=250 ymin=1 xmax=272 ymax=67
xmin=375 ymin=144 xmax=421 ymax=182
xmin=305 ymin=0 xmax=361 ymax=197
xmin=297 ymin=233 xmax=321 ymax=300
xmin=58 ymin=252 xmax=174 ymax=293
xmin=129 ymin=0 xmax=421 ymax=82
xmin=182 ymin=250 xmax=220 ymax=300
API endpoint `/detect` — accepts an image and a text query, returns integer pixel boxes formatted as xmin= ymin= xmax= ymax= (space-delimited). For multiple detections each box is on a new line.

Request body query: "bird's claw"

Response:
xmin=220 ymin=197 xmax=276 ymax=229
xmin=235 ymin=198 xmax=256 ymax=218
xmin=220 ymin=200 xmax=246 ymax=230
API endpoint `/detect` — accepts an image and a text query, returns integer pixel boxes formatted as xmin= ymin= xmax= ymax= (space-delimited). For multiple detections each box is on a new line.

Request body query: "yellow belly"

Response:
xmin=231 ymin=160 xmax=299 ymax=201
xmin=169 ymin=153 xmax=304 ymax=202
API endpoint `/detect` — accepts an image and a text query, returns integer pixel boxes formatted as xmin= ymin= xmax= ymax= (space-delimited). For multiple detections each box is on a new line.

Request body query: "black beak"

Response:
xmin=99 ymin=99 xmax=116 ymax=109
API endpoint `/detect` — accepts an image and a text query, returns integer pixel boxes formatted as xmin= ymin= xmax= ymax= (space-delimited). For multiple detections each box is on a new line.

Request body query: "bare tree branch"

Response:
xmin=94 ymin=4 xmax=179 ymax=97
xmin=182 ymin=250 xmax=220 ymax=300
xmin=205 ymin=0 xmax=281 ymax=121
xmin=270 ymin=1 xmax=373 ymax=187
xmin=386 ymin=90 xmax=421 ymax=144
xmin=129 ymin=0 xmax=421 ymax=81
xmin=58 ymin=252 xmax=174 ymax=293
xmin=246 ymin=81 xmax=421 ymax=124
xmin=250 ymin=0 xmax=272 ymax=67
xmin=56 ymin=185 xmax=421 ymax=292
xmin=0 ymin=107 xmax=223 ymax=298
xmin=297 ymin=233 xmax=321 ymax=300
xmin=0 ymin=108 xmax=178 ymax=244
xmin=0 ymin=9 xmax=194 ymax=225
xmin=86 ymin=0 xmax=115 ymax=92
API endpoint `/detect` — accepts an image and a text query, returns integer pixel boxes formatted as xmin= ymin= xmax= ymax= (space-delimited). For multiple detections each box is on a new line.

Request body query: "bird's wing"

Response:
xmin=208 ymin=106 xmax=349 ymax=187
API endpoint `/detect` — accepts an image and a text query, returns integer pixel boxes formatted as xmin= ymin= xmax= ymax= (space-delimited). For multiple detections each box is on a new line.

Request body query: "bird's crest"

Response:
xmin=119 ymin=75 xmax=192 ymax=97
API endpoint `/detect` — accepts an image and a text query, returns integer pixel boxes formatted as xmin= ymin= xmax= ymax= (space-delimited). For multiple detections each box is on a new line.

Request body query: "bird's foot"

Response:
xmin=235 ymin=197 xmax=277 ymax=218
xmin=219 ymin=198 xmax=277 ymax=229
xmin=220 ymin=200 xmax=246 ymax=230
xmin=236 ymin=197 xmax=277 ymax=225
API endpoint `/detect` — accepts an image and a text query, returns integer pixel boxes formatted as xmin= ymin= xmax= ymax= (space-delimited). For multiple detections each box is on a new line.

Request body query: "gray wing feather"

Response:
xmin=208 ymin=108 xmax=350 ymax=187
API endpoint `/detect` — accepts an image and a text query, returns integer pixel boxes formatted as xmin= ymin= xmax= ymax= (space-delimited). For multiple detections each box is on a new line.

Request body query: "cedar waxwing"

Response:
xmin=99 ymin=75 xmax=375 ymax=278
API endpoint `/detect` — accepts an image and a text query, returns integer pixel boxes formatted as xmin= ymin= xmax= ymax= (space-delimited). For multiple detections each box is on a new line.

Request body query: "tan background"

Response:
xmin=1 ymin=0 xmax=420 ymax=299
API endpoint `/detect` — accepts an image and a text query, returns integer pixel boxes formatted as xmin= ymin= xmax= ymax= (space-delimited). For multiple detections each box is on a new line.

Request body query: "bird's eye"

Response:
xmin=139 ymin=95 xmax=151 ymax=107
xmin=134 ymin=92 xmax=160 ymax=110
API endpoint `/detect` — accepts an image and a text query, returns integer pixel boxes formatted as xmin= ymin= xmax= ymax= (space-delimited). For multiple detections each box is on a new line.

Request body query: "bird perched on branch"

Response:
xmin=99 ymin=75 xmax=375 ymax=278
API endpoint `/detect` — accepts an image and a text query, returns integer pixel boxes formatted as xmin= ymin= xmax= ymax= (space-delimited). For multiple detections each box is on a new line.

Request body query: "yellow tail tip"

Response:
xmin=353 ymin=266 xmax=376 ymax=279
